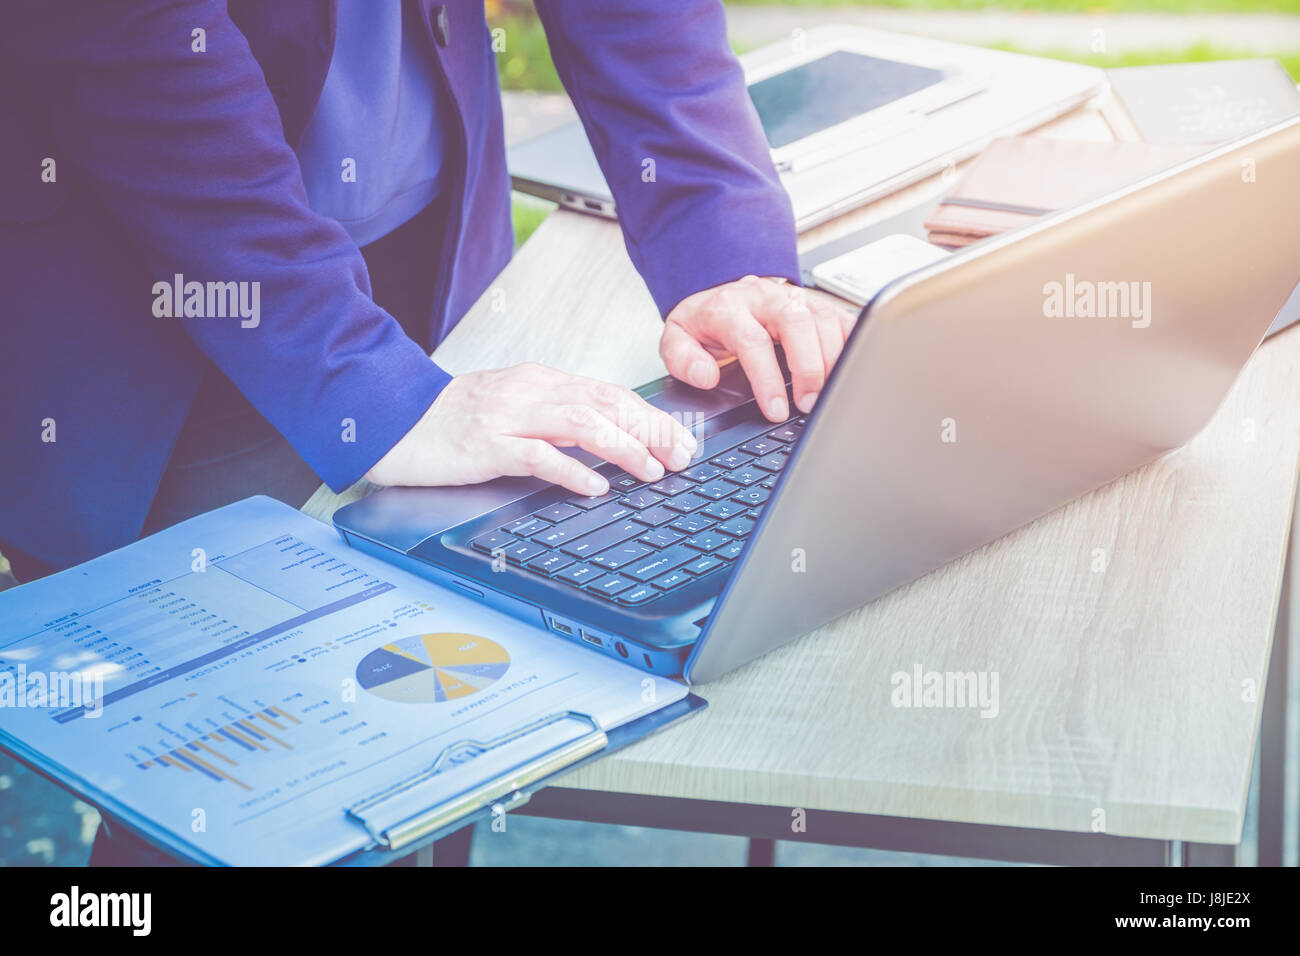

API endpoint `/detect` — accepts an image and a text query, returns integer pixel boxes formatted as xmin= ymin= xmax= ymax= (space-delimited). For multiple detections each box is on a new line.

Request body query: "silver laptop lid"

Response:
xmin=687 ymin=114 xmax=1300 ymax=684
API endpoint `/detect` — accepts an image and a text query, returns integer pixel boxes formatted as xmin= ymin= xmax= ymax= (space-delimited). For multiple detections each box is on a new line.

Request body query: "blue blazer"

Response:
xmin=0 ymin=0 xmax=798 ymax=570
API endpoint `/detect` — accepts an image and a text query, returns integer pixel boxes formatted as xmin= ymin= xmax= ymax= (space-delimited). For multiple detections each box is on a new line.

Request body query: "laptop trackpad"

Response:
xmin=639 ymin=361 xmax=761 ymax=422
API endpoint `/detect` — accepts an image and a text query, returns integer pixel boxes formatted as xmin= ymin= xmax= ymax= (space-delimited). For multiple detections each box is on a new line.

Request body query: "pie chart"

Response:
xmin=356 ymin=633 xmax=511 ymax=703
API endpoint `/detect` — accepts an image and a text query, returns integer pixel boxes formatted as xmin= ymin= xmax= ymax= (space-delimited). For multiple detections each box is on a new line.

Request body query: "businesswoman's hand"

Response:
xmin=661 ymin=275 xmax=858 ymax=422
xmin=365 ymin=363 xmax=698 ymax=495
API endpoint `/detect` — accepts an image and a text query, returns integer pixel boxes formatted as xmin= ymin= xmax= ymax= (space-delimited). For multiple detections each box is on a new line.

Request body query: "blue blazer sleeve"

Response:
xmin=6 ymin=0 xmax=451 ymax=492
xmin=535 ymin=0 xmax=801 ymax=316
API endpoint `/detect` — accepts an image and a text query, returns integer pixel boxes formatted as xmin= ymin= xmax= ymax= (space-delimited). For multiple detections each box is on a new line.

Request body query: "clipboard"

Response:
xmin=1 ymin=692 xmax=705 ymax=867
xmin=0 ymin=497 xmax=708 ymax=866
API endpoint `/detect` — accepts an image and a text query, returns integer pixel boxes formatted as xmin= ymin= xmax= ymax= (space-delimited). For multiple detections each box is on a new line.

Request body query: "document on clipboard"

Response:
xmin=0 ymin=497 xmax=703 ymax=865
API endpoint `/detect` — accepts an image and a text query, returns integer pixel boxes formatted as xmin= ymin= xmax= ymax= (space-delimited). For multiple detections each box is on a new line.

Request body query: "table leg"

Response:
xmin=1258 ymin=508 xmax=1292 ymax=867
xmin=746 ymin=838 xmax=776 ymax=866
xmin=1182 ymin=842 xmax=1238 ymax=866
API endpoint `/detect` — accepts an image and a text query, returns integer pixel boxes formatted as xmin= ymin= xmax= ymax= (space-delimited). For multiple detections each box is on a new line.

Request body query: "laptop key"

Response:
xmin=684 ymin=531 xmax=730 ymax=552
xmin=664 ymin=492 xmax=709 ymax=514
xmin=730 ymin=487 xmax=770 ymax=507
xmin=568 ymin=490 xmax=622 ymax=510
xmin=716 ymin=539 xmax=746 ymax=560
xmin=501 ymin=540 xmax=547 ymax=563
xmin=650 ymin=569 xmax=692 ymax=591
xmin=616 ymin=584 xmax=659 ymax=605
xmin=534 ymin=501 xmax=633 ymax=547
xmin=670 ymin=514 xmax=716 ymax=534
xmin=524 ymin=551 xmax=574 ymax=575
xmin=767 ymin=423 xmax=801 ymax=443
xmin=649 ymin=474 xmax=695 ymax=496
xmin=536 ymin=502 xmax=581 ymax=523
xmin=716 ymin=517 xmax=756 ymax=538
xmin=559 ymin=518 xmax=642 ymax=558
xmin=710 ymin=450 xmax=752 ymax=470
xmin=750 ymin=453 xmax=787 ymax=473
xmin=590 ymin=542 xmax=653 ymax=570
xmin=701 ymin=499 xmax=744 ymax=521
xmin=470 ymin=530 xmax=517 ymax=553
xmin=681 ymin=463 xmax=724 ymax=483
xmin=554 ymin=563 xmax=604 ymax=586
xmin=502 ymin=515 xmax=551 ymax=537
xmin=722 ymin=466 xmax=765 ymax=487
xmin=624 ymin=544 xmax=697 ymax=582
xmin=607 ymin=472 xmax=644 ymax=492
xmin=695 ymin=480 xmax=733 ymax=500
xmin=589 ymin=574 xmax=636 ymax=597
xmin=621 ymin=488 xmax=665 ymax=510
xmin=638 ymin=527 xmax=685 ymax=549
xmin=739 ymin=437 xmax=781 ymax=457
xmin=632 ymin=505 xmax=676 ymax=527
xmin=683 ymin=554 xmax=724 ymax=575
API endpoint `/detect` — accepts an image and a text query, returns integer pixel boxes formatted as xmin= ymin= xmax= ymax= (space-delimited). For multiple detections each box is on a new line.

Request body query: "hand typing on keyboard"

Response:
xmin=660 ymin=275 xmax=857 ymax=423
xmin=463 ymin=416 xmax=807 ymax=607
xmin=365 ymin=363 xmax=698 ymax=496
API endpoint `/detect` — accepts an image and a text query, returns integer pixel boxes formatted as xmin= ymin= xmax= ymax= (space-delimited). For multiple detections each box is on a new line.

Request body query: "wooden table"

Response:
xmin=303 ymin=94 xmax=1297 ymax=866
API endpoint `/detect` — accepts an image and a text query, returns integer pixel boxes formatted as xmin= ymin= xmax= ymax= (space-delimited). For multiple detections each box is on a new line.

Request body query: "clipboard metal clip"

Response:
xmin=344 ymin=710 xmax=607 ymax=853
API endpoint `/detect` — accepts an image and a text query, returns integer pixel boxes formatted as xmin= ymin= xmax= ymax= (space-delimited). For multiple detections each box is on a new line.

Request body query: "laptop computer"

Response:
xmin=507 ymin=26 xmax=1105 ymax=230
xmin=336 ymin=114 xmax=1300 ymax=685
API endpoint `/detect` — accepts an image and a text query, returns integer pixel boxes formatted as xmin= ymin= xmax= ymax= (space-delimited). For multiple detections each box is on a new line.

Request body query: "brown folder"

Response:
xmin=924 ymin=136 xmax=1201 ymax=248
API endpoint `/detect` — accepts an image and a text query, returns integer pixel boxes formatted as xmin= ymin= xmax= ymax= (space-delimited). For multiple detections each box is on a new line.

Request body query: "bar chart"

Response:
xmin=135 ymin=705 xmax=303 ymax=791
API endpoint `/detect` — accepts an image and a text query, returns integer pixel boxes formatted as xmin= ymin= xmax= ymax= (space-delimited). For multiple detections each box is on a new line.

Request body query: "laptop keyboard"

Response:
xmin=464 ymin=417 xmax=807 ymax=607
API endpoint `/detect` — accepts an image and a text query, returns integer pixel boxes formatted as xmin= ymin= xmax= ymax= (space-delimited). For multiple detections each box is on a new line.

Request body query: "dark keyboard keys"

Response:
xmin=665 ymin=492 xmax=709 ymax=514
xmin=554 ymin=563 xmax=604 ymax=586
xmin=631 ymin=505 xmax=676 ymax=527
xmin=589 ymin=574 xmax=636 ymax=597
xmin=624 ymin=545 xmax=696 ymax=582
xmin=730 ymin=486 xmax=770 ymax=507
xmin=470 ymin=530 xmax=517 ymax=553
xmin=701 ymin=499 xmax=745 ymax=521
xmin=722 ymin=466 xmax=764 ymax=486
xmin=568 ymin=490 xmax=622 ymax=510
xmin=649 ymin=474 xmax=695 ymax=496
xmin=683 ymin=554 xmax=724 ymax=575
xmin=751 ymin=453 xmax=787 ymax=473
xmin=716 ymin=539 xmax=746 ymax=560
xmin=767 ymin=422 xmax=802 ymax=443
xmin=710 ymin=450 xmax=752 ymax=470
xmin=650 ymin=568 xmax=692 ymax=591
xmin=525 ymin=551 xmax=574 ymax=575
xmin=607 ymin=473 xmax=643 ymax=492
xmin=684 ymin=531 xmax=730 ymax=552
xmin=501 ymin=540 xmax=547 ymax=564
xmin=739 ymin=437 xmax=781 ymax=457
xmin=503 ymin=514 xmax=550 ymax=537
xmin=620 ymin=488 xmax=665 ymax=510
xmin=617 ymin=584 xmax=659 ymax=605
xmin=536 ymin=502 xmax=581 ymax=523
xmin=716 ymin=516 xmax=756 ymax=538
xmin=533 ymin=501 xmax=633 ymax=547
xmin=695 ymin=480 xmax=733 ymax=500
xmin=670 ymin=514 xmax=715 ymax=534
xmin=558 ymin=518 xmax=642 ymax=558
xmin=681 ymin=463 xmax=724 ymax=483
xmin=590 ymin=542 xmax=653 ymax=570
xmin=639 ymin=527 xmax=685 ymax=549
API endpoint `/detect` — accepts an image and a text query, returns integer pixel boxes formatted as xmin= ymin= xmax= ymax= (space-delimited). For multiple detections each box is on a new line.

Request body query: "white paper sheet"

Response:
xmin=0 ymin=497 xmax=684 ymax=865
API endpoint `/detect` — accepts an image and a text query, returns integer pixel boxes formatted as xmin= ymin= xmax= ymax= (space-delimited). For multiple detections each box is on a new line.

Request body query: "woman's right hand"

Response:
xmin=364 ymin=363 xmax=698 ymax=495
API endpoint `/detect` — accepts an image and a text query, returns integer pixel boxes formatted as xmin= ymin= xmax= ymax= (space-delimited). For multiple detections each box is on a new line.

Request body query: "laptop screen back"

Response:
xmin=748 ymin=50 xmax=948 ymax=148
